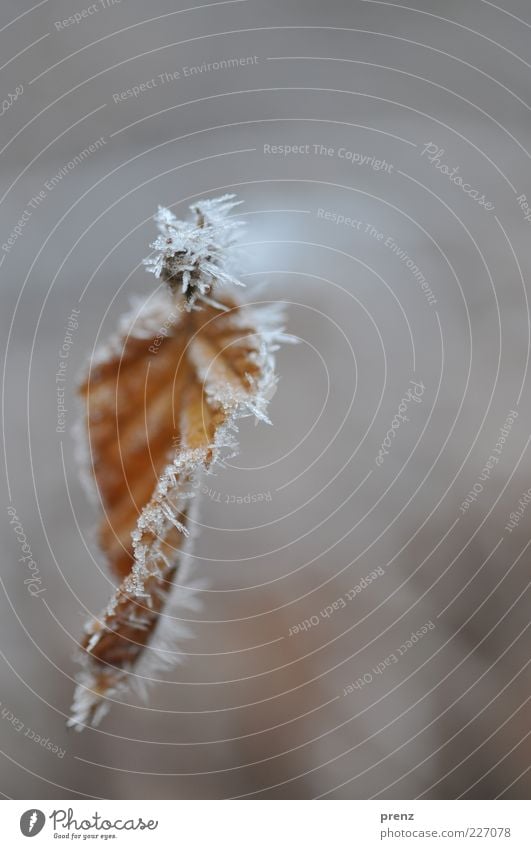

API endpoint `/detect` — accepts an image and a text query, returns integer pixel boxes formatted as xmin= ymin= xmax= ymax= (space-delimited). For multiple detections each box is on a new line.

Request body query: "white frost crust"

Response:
xmin=68 ymin=499 xmax=204 ymax=731
xmin=143 ymin=194 xmax=245 ymax=308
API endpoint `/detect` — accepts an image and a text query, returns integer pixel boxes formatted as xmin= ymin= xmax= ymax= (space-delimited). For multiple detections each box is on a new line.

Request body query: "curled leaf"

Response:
xmin=69 ymin=196 xmax=288 ymax=729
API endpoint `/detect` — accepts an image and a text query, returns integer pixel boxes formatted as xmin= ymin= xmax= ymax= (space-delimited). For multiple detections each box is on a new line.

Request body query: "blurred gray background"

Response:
xmin=1 ymin=0 xmax=530 ymax=799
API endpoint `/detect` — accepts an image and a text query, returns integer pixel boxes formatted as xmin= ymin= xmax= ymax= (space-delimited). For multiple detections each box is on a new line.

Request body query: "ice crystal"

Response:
xmin=143 ymin=194 xmax=244 ymax=308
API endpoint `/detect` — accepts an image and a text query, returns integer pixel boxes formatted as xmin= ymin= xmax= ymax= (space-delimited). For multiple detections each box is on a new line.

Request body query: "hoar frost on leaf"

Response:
xmin=69 ymin=195 xmax=290 ymax=730
xmin=143 ymin=194 xmax=245 ymax=308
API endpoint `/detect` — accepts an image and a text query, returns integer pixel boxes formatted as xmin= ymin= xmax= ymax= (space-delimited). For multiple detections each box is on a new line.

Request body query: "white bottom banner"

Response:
xmin=2 ymin=800 xmax=529 ymax=847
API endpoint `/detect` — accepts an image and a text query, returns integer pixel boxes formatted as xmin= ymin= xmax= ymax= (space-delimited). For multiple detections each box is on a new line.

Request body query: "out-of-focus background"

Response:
xmin=1 ymin=0 xmax=530 ymax=800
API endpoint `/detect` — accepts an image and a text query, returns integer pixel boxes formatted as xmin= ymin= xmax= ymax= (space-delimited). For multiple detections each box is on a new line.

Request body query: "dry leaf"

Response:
xmin=69 ymin=196 xmax=288 ymax=729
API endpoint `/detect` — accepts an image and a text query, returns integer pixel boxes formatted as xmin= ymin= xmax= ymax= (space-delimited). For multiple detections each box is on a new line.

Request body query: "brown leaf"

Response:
xmin=69 ymin=197 xmax=286 ymax=729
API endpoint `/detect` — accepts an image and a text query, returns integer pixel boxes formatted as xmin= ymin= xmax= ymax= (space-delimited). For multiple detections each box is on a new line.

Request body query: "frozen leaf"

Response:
xmin=69 ymin=196 xmax=289 ymax=729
